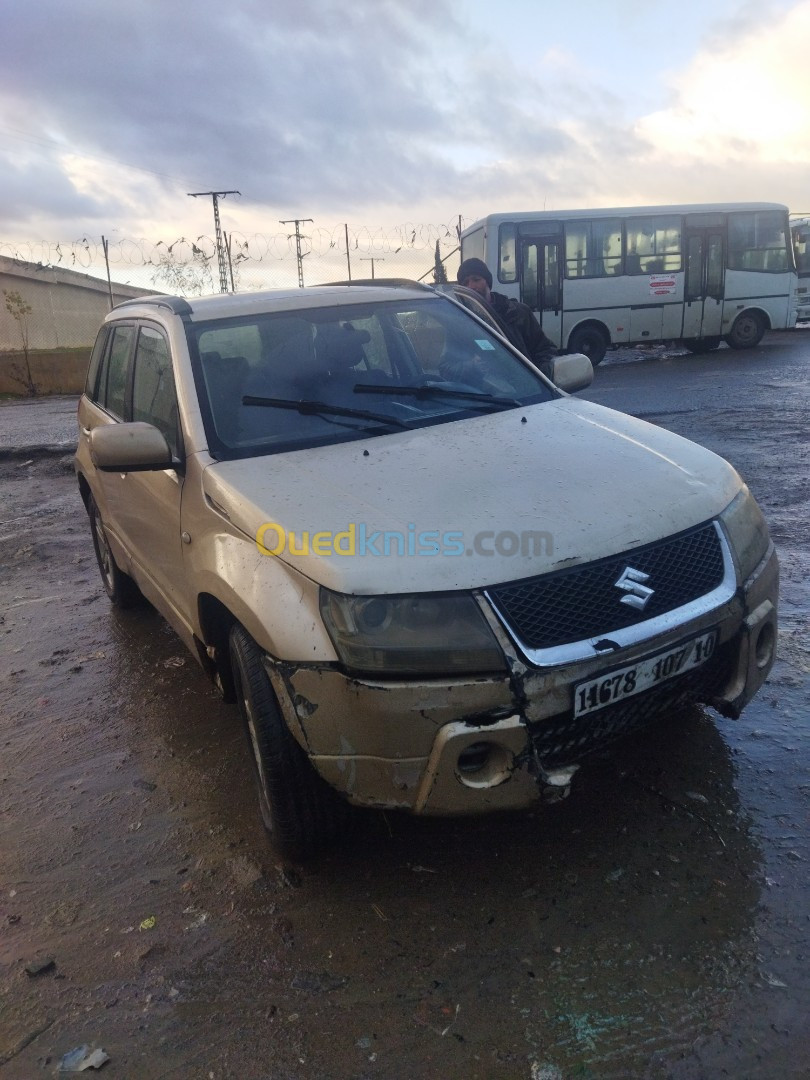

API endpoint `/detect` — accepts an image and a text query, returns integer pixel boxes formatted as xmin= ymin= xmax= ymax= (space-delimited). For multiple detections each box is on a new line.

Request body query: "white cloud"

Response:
xmin=1 ymin=0 xmax=808 ymax=245
xmin=637 ymin=2 xmax=810 ymax=163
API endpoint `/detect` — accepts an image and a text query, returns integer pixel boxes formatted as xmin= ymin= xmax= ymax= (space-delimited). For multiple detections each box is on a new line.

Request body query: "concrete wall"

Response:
xmin=0 ymin=348 xmax=89 ymax=396
xmin=1 ymin=255 xmax=155 ymax=353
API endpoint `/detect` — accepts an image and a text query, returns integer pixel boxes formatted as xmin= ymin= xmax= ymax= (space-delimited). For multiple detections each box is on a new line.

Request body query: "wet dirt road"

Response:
xmin=1 ymin=333 xmax=809 ymax=1079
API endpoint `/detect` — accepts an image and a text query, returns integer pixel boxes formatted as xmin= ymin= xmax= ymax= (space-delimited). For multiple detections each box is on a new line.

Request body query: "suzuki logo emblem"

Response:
xmin=614 ymin=566 xmax=654 ymax=610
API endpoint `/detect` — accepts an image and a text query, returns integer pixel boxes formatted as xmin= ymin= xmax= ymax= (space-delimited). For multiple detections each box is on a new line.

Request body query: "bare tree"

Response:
xmin=3 ymin=289 xmax=38 ymax=395
xmin=433 ymin=240 xmax=448 ymax=284
xmin=150 ymin=247 xmax=215 ymax=297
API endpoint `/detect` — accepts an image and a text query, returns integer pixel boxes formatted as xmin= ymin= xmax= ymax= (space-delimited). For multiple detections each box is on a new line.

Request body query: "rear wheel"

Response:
xmin=567 ymin=324 xmax=609 ymax=366
xmin=87 ymin=495 xmax=141 ymax=608
xmin=725 ymin=311 xmax=765 ymax=350
xmin=683 ymin=337 xmax=721 ymax=354
xmin=229 ymin=624 xmax=349 ymax=854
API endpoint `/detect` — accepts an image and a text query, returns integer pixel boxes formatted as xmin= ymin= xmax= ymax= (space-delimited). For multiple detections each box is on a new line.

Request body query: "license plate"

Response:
xmin=573 ymin=630 xmax=718 ymax=718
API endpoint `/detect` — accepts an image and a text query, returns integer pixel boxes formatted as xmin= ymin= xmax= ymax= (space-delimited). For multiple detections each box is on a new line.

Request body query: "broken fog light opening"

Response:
xmin=455 ymin=742 xmax=513 ymax=788
xmin=755 ymin=621 xmax=775 ymax=669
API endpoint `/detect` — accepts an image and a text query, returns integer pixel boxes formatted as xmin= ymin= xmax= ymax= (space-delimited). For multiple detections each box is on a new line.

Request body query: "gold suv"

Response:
xmin=75 ymin=285 xmax=778 ymax=853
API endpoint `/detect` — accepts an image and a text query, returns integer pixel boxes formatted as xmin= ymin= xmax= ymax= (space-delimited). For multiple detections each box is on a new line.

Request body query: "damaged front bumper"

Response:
xmin=263 ymin=543 xmax=778 ymax=816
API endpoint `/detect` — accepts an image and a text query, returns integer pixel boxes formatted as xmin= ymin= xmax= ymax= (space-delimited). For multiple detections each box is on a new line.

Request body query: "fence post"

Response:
xmin=102 ymin=236 xmax=114 ymax=310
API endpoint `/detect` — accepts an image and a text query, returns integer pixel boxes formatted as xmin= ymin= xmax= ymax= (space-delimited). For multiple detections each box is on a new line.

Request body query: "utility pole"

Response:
xmin=360 ymin=257 xmax=384 ymax=280
xmin=280 ymin=218 xmax=313 ymax=288
xmin=188 ymin=190 xmax=240 ymax=293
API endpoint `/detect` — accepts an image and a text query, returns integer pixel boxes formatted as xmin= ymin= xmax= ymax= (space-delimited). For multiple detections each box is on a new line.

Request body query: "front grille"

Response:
xmin=526 ymin=637 xmax=736 ymax=767
xmin=489 ymin=522 xmax=725 ymax=649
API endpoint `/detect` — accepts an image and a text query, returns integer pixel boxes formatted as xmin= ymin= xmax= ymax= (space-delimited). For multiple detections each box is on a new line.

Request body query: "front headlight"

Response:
xmin=719 ymin=487 xmax=771 ymax=580
xmin=319 ymin=588 xmax=507 ymax=675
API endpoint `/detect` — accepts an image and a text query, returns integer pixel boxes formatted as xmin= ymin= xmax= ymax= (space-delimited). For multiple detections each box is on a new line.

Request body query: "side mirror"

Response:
xmin=550 ymin=352 xmax=594 ymax=393
xmin=90 ymin=422 xmax=174 ymax=473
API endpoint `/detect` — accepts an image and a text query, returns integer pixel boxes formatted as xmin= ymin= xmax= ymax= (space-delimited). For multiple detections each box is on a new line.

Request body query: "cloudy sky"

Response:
xmin=1 ymin=0 xmax=809 ymax=247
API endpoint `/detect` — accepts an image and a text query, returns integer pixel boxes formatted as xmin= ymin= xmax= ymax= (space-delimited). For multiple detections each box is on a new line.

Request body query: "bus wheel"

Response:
xmin=725 ymin=311 xmax=765 ymax=350
xmin=683 ymin=337 xmax=721 ymax=354
xmin=567 ymin=325 xmax=608 ymax=366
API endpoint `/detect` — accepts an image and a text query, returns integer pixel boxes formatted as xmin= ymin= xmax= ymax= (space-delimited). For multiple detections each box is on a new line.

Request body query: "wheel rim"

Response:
xmin=92 ymin=508 xmax=115 ymax=592
xmin=733 ymin=316 xmax=760 ymax=346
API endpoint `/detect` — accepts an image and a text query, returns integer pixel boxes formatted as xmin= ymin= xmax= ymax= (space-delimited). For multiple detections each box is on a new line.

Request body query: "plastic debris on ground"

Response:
xmin=58 ymin=1045 xmax=110 ymax=1072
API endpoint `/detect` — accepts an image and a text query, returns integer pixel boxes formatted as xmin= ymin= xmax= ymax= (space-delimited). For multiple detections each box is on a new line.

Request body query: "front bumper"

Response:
xmin=265 ymin=543 xmax=778 ymax=816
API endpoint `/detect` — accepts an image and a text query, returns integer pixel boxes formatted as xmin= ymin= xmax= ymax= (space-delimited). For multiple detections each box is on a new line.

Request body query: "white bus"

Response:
xmin=790 ymin=215 xmax=810 ymax=322
xmin=461 ymin=203 xmax=798 ymax=364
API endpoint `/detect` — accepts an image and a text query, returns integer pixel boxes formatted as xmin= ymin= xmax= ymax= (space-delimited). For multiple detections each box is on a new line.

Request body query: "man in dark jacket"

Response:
xmin=456 ymin=257 xmax=557 ymax=378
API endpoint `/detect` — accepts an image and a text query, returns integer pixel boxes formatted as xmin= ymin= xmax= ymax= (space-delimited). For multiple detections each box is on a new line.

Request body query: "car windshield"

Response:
xmin=186 ymin=296 xmax=555 ymax=458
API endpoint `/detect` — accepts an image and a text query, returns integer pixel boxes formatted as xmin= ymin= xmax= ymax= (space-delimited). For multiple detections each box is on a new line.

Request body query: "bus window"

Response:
xmin=793 ymin=224 xmax=810 ymax=273
xmin=498 ymin=223 xmax=518 ymax=283
xmin=728 ymin=210 xmax=789 ymax=272
xmin=564 ymin=218 xmax=622 ymax=278
xmin=625 ymin=216 xmax=682 ymax=275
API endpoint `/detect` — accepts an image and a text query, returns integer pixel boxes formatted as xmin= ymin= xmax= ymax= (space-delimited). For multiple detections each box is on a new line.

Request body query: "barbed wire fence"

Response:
xmin=0 ymin=219 xmax=467 ymax=299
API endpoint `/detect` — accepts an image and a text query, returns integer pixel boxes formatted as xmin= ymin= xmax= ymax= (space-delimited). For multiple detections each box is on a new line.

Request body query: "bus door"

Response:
xmin=520 ymin=233 xmax=563 ymax=347
xmin=683 ymin=214 xmax=726 ymax=340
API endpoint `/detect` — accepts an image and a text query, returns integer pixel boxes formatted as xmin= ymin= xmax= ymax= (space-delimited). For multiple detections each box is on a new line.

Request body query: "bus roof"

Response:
xmin=463 ymin=203 xmax=789 ymax=235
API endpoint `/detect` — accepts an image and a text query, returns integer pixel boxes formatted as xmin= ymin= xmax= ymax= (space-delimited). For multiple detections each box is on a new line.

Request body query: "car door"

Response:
xmin=108 ymin=323 xmax=192 ymax=631
xmin=78 ymin=320 xmax=138 ymax=568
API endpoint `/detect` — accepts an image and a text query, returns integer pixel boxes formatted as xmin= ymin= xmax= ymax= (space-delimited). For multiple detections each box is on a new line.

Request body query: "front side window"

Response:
xmin=187 ymin=298 xmax=553 ymax=458
xmin=96 ymin=324 xmax=135 ymax=418
xmin=625 ymin=216 xmax=682 ymax=274
xmin=728 ymin=210 xmax=790 ymax=272
xmin=565 ymin=219 xmax=622 ymax=278
xmin=132 ymin=325 xmax=179 ymax=457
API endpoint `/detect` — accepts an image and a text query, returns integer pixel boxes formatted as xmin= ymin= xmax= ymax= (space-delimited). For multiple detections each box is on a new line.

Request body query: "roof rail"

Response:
xmin=113 ymin=295 xmax=194 ymax=316
xmin=320 ymin=277 xmax=434 ymax=290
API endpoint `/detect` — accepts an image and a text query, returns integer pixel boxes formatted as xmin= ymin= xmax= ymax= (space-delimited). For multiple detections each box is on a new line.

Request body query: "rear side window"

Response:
xmin=84 ymin=327 xmax=109 ymax=398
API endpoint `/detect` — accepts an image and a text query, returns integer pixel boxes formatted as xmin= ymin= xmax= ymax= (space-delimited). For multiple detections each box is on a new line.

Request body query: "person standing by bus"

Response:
xmin=456 ymin=257 xmax=557 ymax=377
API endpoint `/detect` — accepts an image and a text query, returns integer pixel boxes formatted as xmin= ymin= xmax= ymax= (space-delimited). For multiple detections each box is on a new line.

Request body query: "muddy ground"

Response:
xmin=1 ymin=333 xmax=809 ymax=1078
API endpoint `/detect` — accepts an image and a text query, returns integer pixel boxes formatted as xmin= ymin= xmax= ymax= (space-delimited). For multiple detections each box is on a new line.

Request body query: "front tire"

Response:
xmin=567 ymin=324 xmax=609 ymax=366
xmin=88 ymin=495 xmax=141 ymax=608
xmin=725 ymin=311 xmax=765 ymax=350
xmin=229 ymin=624 xmax=348 ymax=854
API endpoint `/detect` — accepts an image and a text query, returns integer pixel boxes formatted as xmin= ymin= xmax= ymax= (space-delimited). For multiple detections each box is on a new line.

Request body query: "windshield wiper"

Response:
xmin=353 ymin=383 xmax=520 ymax=409
xmin=242 ymin=395 xmax=410 ymax=430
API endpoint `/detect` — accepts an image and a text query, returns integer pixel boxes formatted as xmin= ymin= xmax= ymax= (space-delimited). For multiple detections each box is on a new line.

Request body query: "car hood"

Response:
xmin=201 ymin=398 xmax=742 ymax=594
